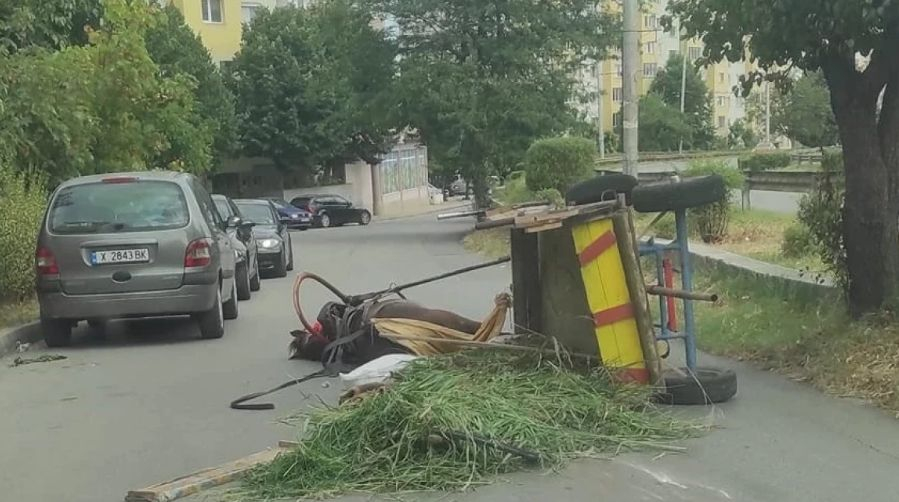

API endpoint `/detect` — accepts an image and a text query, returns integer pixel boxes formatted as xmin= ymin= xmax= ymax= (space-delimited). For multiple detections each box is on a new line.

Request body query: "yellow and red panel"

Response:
xmin=571 ymin=218 xmax=648 ymax=383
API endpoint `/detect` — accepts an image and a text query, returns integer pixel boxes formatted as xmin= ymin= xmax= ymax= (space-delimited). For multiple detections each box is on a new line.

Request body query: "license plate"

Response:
xmin=91 ymin=248 xmax=150 ymax=265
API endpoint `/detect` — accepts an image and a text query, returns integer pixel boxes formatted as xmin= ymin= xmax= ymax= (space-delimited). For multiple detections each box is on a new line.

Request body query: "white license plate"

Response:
xmin=91 ymin=248 xmax=150 ymax=265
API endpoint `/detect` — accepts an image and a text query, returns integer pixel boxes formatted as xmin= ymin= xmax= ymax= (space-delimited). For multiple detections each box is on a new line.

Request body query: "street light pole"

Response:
xmin=622 ymin=0 xmax=640 ymax=177
xmin=597 ymin=60 xmax=605 ymax=159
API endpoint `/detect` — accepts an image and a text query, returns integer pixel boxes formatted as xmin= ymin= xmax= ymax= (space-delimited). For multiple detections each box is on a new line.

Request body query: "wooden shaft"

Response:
xmin=646 ymin=285 xmax=718 ymax=302
xmin=378 ymin=332 xmax=598 ymax=360
xmin=613 ymin=209 xmax=663 ymax=386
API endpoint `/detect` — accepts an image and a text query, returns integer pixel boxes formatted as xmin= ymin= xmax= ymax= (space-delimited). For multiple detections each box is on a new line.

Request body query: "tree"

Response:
xmin=370 ymin=0 xmax=616 ymax=207
xmin=648 ymin=54 xmax=715 ymax=149
xmin=775 ymin=72 xmax=839 ymax=149
xmin=727 ymin=119 xmax=757 ymax=149
xmin=229 ymin=2 xmax=396 ymax=175
xmin=670 ymin=0 xmax=899 ymax=315
xmin=638 ymin=94 xmax=693 ymax=151
xmin=0 ymin=0 xmax=102 ymax=54
xmin=145 ymin=5 xmax=237 ymax=164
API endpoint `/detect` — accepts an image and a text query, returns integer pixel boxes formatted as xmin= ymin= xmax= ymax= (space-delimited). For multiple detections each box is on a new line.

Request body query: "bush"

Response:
xmin=0 ymin=164 xmax=47 ymax=301
xmin=739 ymin=152 xmax=792 ymax=172
xmin=798 ymin=151 xmax=846 ymax=289
xmin=524 ymin=137 xmax=595 ymax=192
xmin=781 ymin=224 xmax=815 ymax=258
xmin=682 ymin=160 xmax=744 ymax=243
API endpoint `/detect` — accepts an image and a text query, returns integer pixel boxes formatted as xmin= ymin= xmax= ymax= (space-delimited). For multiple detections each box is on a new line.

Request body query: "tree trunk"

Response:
xmin=825 ymin=64 xmax=899 ymax=316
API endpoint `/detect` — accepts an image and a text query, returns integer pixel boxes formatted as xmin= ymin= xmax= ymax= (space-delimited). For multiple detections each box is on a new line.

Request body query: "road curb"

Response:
xmin=0 ymin=321 xmax=42 ymax=359
xmin=374 ymin=202 xmax=471 ymax=222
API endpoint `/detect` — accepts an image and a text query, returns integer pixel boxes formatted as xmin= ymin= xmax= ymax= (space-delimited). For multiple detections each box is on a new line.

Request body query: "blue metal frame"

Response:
xmin=638 ymin=209 xmax=697 ymax=369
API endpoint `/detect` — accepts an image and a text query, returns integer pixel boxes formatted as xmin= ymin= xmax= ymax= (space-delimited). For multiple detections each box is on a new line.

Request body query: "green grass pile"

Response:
xmin=241 ymin=351 xmax=696 ymax=499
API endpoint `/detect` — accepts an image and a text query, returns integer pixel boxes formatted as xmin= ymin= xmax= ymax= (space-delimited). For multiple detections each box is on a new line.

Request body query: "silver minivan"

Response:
xmin=35 ymin=171 xmax=238 ymax=346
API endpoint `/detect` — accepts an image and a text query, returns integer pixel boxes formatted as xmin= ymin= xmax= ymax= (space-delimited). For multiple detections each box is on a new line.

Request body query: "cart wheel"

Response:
xmin=632 ymin=175 xmax=727 ymax=213
xmin=657 ymin=366 xmax=737 ymax=405
xmin=566 ymin=174 xmax=638 ymax=206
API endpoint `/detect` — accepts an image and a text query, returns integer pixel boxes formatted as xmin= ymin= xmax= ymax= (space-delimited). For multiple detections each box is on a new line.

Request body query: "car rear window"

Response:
xmin=235 ymin=203 xmax=276 ymax=225
xmin=49 ymin=180 xmax=190 ymax=234
xmin=291 ymin=197 xmax=311 ymax=206
xmin=213 ymin=197 xmax=233 ymax=219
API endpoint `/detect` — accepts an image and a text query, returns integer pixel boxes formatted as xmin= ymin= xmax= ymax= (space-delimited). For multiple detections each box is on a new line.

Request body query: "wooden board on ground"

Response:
xmin=124 ymin=443 xmax=292 ymax=502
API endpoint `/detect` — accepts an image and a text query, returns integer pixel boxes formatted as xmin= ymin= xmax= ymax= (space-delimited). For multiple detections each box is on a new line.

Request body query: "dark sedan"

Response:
xmin=266 ymin=197 xmax=313 ymax=230
xmin=289 ymin=194 xmax=372 ymax=228
xmin=233 ymin=199 xmax=294 ymax=278
xmin=212 ymin=194 xmax=260 ymax=300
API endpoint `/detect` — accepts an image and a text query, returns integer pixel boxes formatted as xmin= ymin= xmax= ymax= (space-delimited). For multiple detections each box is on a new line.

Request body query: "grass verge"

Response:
xmin=240 ymin=352 xmax=697 ymax=499
xmin=0 ymin=298 xmax=38 ymax=329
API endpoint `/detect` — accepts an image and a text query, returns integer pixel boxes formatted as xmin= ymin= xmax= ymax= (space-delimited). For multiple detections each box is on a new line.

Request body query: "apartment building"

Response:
xmin=582 ymin=0 xmax=752 ymax=142
xmin=169 ymin=0 xmax=311 ymax=62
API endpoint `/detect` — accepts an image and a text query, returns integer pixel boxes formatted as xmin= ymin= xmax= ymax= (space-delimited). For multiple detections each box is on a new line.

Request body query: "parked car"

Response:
xmin=233 ymin=199 xmax=294 ymax=277
xmin=36 ymin=171 xmax=239 ymax=346
xmin=212 ymin=194 xmax=260 ymax=300
xmin=288 ymin=194 xmax=372 ymax=228
xmin=264 ymin=197 xmax=313 ymax=230
xmin=449 ymin=175 xmax=469 ymax=197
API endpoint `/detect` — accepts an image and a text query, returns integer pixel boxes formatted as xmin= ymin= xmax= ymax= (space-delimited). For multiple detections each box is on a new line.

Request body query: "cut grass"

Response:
xmin=0 ymin=298 xmax=38 ymax=329
xmin=240 ymin=352 xmax=697 ymax=499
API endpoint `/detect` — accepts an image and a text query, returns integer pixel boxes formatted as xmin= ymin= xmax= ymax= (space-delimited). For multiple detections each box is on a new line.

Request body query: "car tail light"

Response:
xmin=36 ymin=247 xmax=59 ymax=275
xmin=184 ymin=238 xmax=213 ymax=268
xmin=102 ymin=176 xmax=138 ymax=184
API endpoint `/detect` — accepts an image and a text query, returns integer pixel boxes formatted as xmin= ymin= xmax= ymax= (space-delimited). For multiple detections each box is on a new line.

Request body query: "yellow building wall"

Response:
xmin=171 ymin=0 xmax=243 ymax=62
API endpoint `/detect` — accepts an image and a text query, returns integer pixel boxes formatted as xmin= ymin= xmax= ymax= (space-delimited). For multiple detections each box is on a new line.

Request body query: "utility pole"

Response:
xmin=765 ymin=81 xmax=772 ymax=145
xmin=678 ymin=20 xmax=687 ymax=154
xmin=597 ymin=60 xmax=605 ymax=159
xmin=622 ymin=0 xmax=640 ymax=177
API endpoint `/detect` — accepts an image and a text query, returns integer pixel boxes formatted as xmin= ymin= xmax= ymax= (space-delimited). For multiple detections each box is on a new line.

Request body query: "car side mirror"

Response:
xmin=226 ymin=215 xmax=242 ymax=228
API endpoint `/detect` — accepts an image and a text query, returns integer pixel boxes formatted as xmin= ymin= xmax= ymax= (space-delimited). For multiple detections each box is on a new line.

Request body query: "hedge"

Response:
xmin=738 ymin=152 xmax=792 ymax=172
xmin=0 ymin=165 xmax=47 ymax=301
xmin=524 ymin=137 xmax=595 ymax=193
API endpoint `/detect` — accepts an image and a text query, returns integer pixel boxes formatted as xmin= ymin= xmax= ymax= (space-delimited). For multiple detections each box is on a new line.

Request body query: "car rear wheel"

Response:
xmin=41 ymin=318 xmax=72 ymax=347
xmin=195 ymin=286 xmax=224 ymax=339
xmin=223 ymin=276 xmax=239 ymax=320
xmin=249 ymin=256 xmax=261 ymax=292
xmin=272 ymin=250 xmax=288 ymax=278
xmin=319 ymin=213 xmax=331 ymax=228
xmin=236 ymin=263 xmax=251 ymax=301
xmin=359 ymin=210 xmax=371 ymax=225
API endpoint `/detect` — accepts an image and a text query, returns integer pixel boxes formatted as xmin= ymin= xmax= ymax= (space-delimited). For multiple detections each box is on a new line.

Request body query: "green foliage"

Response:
xmin=0 ymin=163 xmax=46 ymax=301
xmin=648 ymin=55 xmax=715 ymax=150
xmin=781 ymin=224 xmax=815 ymax=258
xmin=0 ymin=0 xmax=215 ymax=184
xmin=230 ymin=2 xmax=396 ymax=171
xmin=371 ymin=0 xmax=616 ymax=207
xmin=242 ymin=352 xmax=692 ymax=498
xmin=683 ymin=160 xmax=743 ymax=243
xmin=145 ymin=5 xmax=237 ymax=163
xmin=524 ymin=137 xmax=595 ymax=192
xmin=0 ymin=0 xmax=102 ymax=54
xmin=638 ymin=94 xmax=692 ymax=151
xmin=738 ymin=152 xmax=792 ymax=172
xmin=775 ymin=72 xmax=838 ymax=149
xmin=727 ymin=119 xmax=757 ymax=149
xmin=798 ymin=151 xmax=847 ymax=290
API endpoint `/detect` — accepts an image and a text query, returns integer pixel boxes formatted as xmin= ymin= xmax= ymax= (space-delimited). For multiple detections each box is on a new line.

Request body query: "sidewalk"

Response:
xmin=374 ymin=198 xmax=471 ymax=221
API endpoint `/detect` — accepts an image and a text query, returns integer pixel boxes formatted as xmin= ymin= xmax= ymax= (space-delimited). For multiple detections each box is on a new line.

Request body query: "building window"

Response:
xmin=242 ymin=3 xmax=260 ymax=24
xmin=719 ymin=72 xmax=726 ymax=83
xmin=202 ymin=0 xmax=223 ymax=23
xmin=718 ymin=116 xmax=726 ymax=128
xmin=643 ymin=63 xmax=658 ymax=78
xmin=612 ymin=87 xmax=623 ymax=102
xmin=616 ymin=63 xmax=623 ymax=76
xmin=644 ymin=15 xmax=658 ymax=29
xmin=688 ymin=46 xmax=702 ymax=61
xmin=717 ymin=96 xmax=726 ymax=107
xmin=645 ymin=41 xmax=657 ymax=55
xmin=613 ymin=112 xmax=623 ymax=128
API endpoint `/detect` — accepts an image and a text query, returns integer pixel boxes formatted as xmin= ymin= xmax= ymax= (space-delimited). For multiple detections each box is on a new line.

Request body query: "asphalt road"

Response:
xmin=3 ymin=215 xmax=899 ymax=502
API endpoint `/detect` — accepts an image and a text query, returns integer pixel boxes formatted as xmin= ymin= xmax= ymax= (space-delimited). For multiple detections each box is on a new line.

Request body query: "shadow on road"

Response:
xmin=60 ymin=316 xmax=206 ymax=350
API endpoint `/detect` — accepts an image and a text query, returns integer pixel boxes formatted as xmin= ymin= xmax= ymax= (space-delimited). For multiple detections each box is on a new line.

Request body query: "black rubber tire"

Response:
xmin=359 ymin=210 xmax=371 ymax=225
xmin=657 ymin=366 xmax=737 ymax=405
xmin=236 ymin=263 xmax=251 ymax=301
xmin=272 ymin=250 xmax=288 ymax=278
xmin=566 ymin=174 xmax=638 ymax=206
xmin=41 ymin=318 xmax=72 ymax=347
xmin=222 ymin=278 xmax=239 ymax=320
xmin=249 ymin=256 xmax=261 ymax=292
xmin=319 ymin=213 xmax=331 ymax=228
xmin=632 ymin=175 xmax=728 ymax=213
xmin=195 ymin=287 xmax=224 ymax=339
